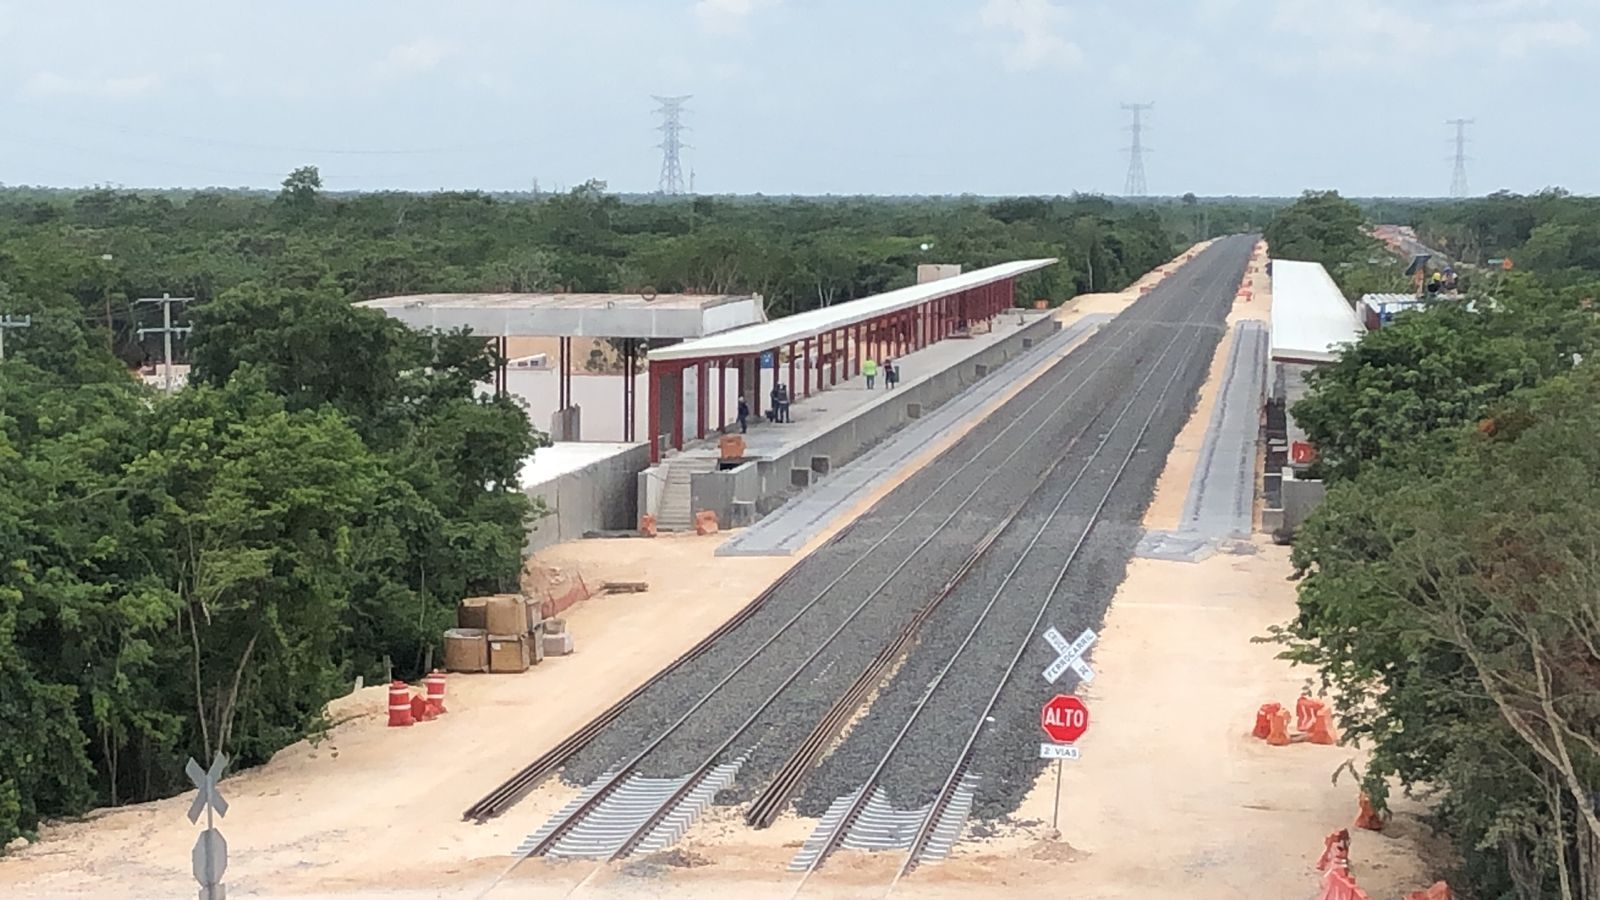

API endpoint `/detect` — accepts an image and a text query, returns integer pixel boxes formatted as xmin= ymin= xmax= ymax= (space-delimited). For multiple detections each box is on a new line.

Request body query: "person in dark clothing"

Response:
xmin=737 ymin=396 xmax=749 ymax=433
xmin=885 ymin=360 xmax=899 ymax=390
xmin=775 ymin=383 xmax=791 ymax=422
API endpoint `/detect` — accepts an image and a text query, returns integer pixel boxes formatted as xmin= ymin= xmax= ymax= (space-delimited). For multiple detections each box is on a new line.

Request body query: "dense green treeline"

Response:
xmin=0 ymin=173 xmax=1185 ymax=368
xmin=1269 ymin=190 xmax=1600 ymax=898
xmin=0 ymin=280 xmax=539 ymax=847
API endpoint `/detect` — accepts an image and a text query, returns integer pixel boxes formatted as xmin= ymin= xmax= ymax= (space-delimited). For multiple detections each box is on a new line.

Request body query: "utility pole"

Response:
xmin=135 ymin=293 xmax=194 ymax=395
xmin=1121 ymin=102 xmax=1154 ymax=197
xmin=1447 ymin=118 xmax=1473 ymax=198
xmin=653 ymin=95 xmax=692 ymax=195
xmin=0 ymin=314 xmax=31 ymax=361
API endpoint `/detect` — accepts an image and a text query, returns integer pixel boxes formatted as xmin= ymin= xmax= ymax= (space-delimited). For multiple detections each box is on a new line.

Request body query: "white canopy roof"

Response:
xmin=1269 ymin=260 xmax=1366 ymax=364
xmin=647 ymin=258 xmax=1057 ymax=362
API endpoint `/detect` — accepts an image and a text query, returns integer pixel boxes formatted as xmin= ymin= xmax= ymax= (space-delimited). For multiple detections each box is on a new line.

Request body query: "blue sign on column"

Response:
xmin=759 ymin=351 xmax=775 ymax=369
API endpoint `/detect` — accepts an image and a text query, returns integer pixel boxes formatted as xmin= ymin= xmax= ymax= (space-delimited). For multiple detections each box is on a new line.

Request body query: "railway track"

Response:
xmin=462 ymin=257 xmax=1206 ymax=826
xmin=787 ymin=238 xmax=1249 ymax=883
xmin=471 ymin=238 xmax=1254 ymax=878
xmin=507 ymin=318 xmax=1172 ymax=860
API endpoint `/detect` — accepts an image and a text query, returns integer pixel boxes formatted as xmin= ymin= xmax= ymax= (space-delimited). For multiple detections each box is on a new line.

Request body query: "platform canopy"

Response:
xmin=646 ymin=259 xmax=1057 ymax=362
xmin=355 ymin=291 xmax=765 ymax=340
xmin=1269 ymin=260 xmax=1365 ymax=364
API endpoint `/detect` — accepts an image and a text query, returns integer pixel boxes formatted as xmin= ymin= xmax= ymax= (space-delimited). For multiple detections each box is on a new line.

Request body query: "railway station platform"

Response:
xmin=640 ymin=309 xmax=1066 ymax=532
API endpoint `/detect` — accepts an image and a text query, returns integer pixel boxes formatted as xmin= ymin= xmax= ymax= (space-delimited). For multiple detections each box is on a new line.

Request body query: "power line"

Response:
xmin=653 ymin=95 xmax=691 ymax=196
xmin=1447 ymin=118 xmax=1474 ymax=198
xmin=135 ymin=294 xmax=193 ymax=395
xmin=1121 ymin=102 xmax=1153 ymax=197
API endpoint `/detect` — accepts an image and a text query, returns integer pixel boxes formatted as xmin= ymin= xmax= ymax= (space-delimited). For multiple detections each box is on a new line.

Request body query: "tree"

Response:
xmin=1284 ymin=365 xmax=1600 ymax=898
xmin=277 ymin=166 xmax=322 ymax=216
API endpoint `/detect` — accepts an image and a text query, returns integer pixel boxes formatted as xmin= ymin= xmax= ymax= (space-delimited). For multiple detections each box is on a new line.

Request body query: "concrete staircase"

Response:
xmin=659 ymin=456 xmax=718 ymax=532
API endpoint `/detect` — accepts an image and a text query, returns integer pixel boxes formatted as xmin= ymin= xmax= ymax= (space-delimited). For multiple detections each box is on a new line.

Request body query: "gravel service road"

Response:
xmin=557 ymin=237 xmax=1257 ymax=820
xmin=795 ymin=235 xmax=1256 ymax=822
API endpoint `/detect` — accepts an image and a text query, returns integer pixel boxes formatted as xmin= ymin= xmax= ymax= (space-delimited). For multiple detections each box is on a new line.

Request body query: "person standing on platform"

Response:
xmin=776 ymin=383 xmax=791 ymax=422
xmin=885 ymin=359 xmax=899 ymax=390
xmin=863 ymin=357 xmax=878 ymax=389
xmin=737 ymin=396 xmax=749 ymax=433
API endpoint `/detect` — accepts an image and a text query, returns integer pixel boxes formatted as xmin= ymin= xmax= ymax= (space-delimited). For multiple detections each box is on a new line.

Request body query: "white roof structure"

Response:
xmin=356 ymin=291 xmax=765 ymax=340
xmin=1269 ymin=260 xmax=1366 ymax=364
xmin=647 ymin=259 xmax=1057 ymax=362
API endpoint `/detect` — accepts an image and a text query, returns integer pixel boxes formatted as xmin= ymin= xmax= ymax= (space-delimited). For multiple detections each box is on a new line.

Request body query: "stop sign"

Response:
xmin=1041 ymin=695 xmax=1089 ymax=744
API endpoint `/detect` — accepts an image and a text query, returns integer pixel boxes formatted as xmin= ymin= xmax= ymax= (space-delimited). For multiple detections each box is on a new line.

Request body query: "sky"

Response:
xmin=0 ymin=0 xmax=1596 ymax=197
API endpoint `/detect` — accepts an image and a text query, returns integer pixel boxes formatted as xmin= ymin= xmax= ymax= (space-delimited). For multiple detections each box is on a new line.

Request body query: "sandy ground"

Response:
xmin=0 ymin=241 xmax=1437 ymax=899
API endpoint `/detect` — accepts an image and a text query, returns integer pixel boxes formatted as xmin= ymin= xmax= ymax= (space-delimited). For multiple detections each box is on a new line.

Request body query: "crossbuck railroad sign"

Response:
xmin=1041 ymin=626 xmax=1097 ymax=685
xmin=186 ymin=752 xmax=230 ymax=900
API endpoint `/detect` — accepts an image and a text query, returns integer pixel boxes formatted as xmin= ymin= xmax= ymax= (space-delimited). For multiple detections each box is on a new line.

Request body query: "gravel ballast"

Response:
xmin=793 ymin=235 xmax=1256 ymax=819
xmin=558 ymin=237 xmax=1258 ymax=818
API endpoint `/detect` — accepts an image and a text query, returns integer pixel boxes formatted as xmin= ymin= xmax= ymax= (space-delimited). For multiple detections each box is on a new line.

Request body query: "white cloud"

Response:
xmin=1266 ymin=0 xmax=1591 ymax=72
xmin=376 ymin=38 xmax=456 ymax=78
xmin=21 ymin=71 xmax=162 ymax=99
xmin=694 ymin=0 xmax=776 ymax=36
xmin=979 ymin=0 xmax=1083 ymax=74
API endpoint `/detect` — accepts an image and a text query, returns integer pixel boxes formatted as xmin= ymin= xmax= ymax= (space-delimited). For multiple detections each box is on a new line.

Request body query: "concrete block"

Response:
xmin=731 ymin=501 xmax=756 ymax=527
xmin=543 ymin=632 xmax=575 ymax=657
xmin=906 ymin=402 xmax=923 ymax=419
xmin=810 ymin=455 xmax=831 ymax=476
xmin=790 ymin=468 xmax=812 ymax=488
xmin=543 ymin=616 xmax=567 ymax=636
xmin=1022 ymin=337 xmax=1035 ymax=349
xmin=974 ymin=363 xmax=989 ymax=378
xmin=548 ymin=406 xmax=582 ymax=442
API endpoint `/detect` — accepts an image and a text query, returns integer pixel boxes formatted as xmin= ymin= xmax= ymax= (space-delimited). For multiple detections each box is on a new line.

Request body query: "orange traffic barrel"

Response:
xmin=388 ymin=681 xmax=414 ymax=727
xmin=425 ymin=670 xmax=448 ymax=716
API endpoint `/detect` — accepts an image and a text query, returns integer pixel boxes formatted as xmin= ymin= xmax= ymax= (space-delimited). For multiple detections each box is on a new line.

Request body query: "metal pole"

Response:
xmin=162 ymin=294 xmax=174 ymax=394
xmin=1052 ymin=758 xmax=1062 ymax=831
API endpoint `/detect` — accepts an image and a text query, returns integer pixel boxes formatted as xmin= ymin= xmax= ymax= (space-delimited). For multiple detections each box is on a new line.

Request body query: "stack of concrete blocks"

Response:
xmin=543 ymin=617 xmax=575 ymax=657
xmin=448 ymin=594 xmax=549 ymax=674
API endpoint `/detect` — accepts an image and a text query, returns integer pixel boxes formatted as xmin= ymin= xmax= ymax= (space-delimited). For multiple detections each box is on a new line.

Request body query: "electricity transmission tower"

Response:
xmin=1447 ymin=118 xmax=1473 ymax=198
xmin=0 ymin=314 xmax=30 ymax=361
xmin=135 ymin=293 xmax=193 ymax=395
xmin=653 ymin=95 xmax=691 ymax=195
xmin=1122 ymin=102 xmax=1154 ymax=197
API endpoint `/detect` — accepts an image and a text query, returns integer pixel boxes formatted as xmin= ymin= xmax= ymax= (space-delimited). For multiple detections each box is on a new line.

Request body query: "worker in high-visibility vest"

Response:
xmin=863 ymin=357 xmax=878 ymax=389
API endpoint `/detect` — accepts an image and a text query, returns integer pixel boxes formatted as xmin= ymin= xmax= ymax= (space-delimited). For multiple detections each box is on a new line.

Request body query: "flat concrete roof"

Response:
xmin=357 ymin=291 xmax=766 ymax=339
xmin=1269 ymin=260 xmax=1366 ymax=364
xmin=519 ymin=441 xmax=641 ymax=489
xmin=648 ymin=259 xmax=1057 ymax=362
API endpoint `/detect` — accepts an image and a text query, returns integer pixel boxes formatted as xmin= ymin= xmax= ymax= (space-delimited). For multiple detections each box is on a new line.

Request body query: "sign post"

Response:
xmin=186 ymin=753 xmax=230 ymax=900
xmin=1039 ymin=694 xmax=1091 ymax=832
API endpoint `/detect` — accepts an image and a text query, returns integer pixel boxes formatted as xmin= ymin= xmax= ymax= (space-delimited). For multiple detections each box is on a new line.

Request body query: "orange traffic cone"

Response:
xmin=1295 ymin=696 xmax=1323 ymax=733
xmin=1307 ymin=705 xmax=1338 ymax=745
xmin=410 ymin=693 xmax=435 ymax=722
xmin=1319 ymin=868 xmax=1372 ymax=900
xmin=1405 ymin=882 xmax=1452 ymax=900
xmin=1355 ymin=792 xmax=1385 ymax=831
xmin=1316 ymin=829 xmax=1351 ymax=873
xmin=1253 ymin=703 xmax=1282 ymax=739
xmin=1266 ymin=705 xmax=1292 ymax=746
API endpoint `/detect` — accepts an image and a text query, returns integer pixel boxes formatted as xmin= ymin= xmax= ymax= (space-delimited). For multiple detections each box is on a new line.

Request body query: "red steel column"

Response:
xmin=648 ymin=360 xmax=663 ymax=462
xmin=742 ymin=352 xmax=755 ymax=419
xmin=718 ymin=359 xmax=727 ymax=431
xmin=671 ymin=362 xmax=684 ymax=453
xmin=786 ymin=343 xmax=796 ymax=397
xmin=803 ymin=336 xmax=812 ymax=397
xmin=696 ymin=360 xmax=707 ymax=440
